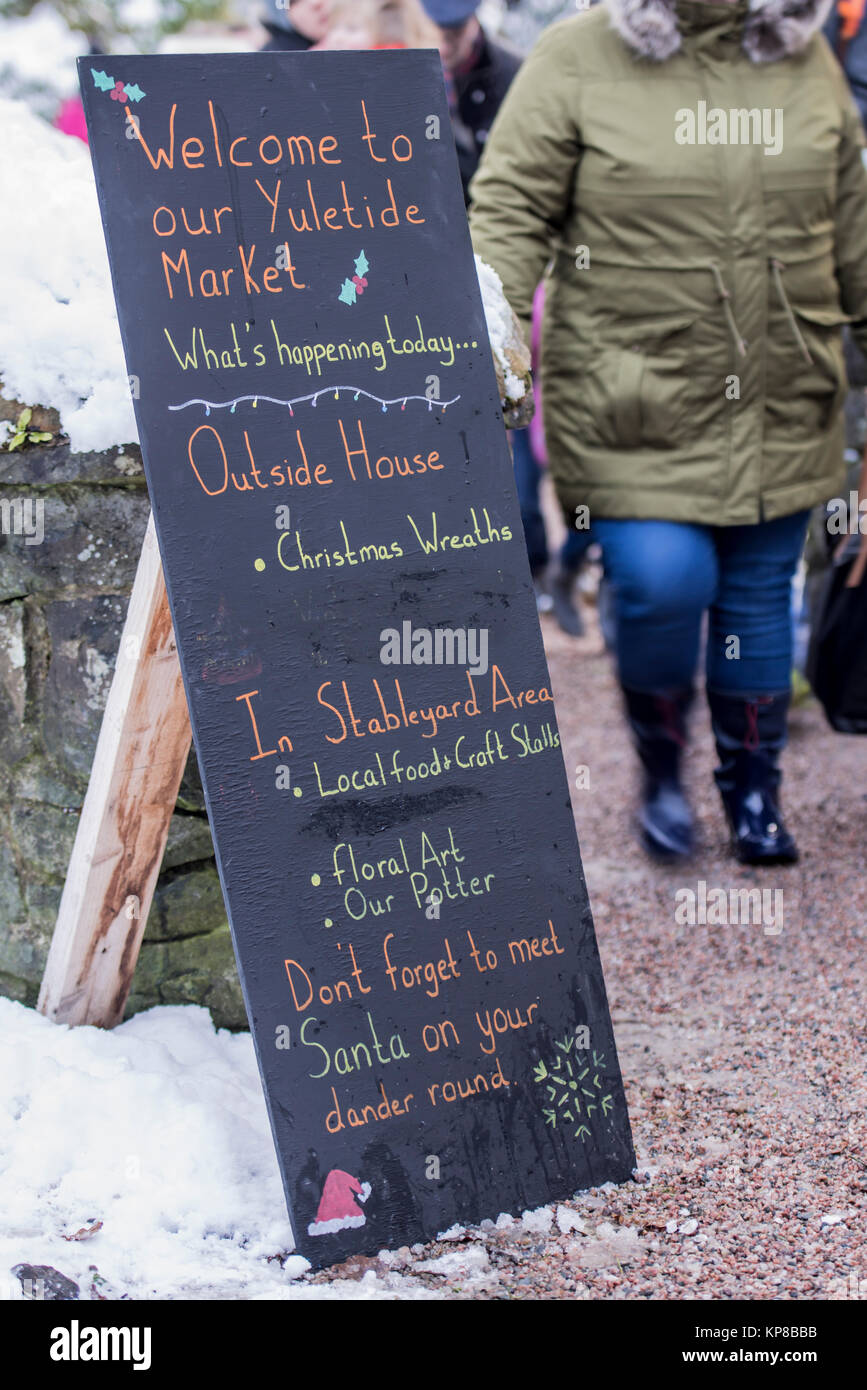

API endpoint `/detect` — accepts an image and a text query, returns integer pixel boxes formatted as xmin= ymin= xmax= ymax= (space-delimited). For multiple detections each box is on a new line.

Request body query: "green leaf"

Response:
xmin=28 ymin=431 xmax=53 ymax=443
xmin=17 ymin=408 xmax=32 ymax=429
xmin=7 ymin=433 xmax=26 ymax=451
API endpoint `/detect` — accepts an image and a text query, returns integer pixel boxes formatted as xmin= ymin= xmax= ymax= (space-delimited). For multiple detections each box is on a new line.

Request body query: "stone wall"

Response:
xmin=0 ymin=395 xmax=245 ymax=1027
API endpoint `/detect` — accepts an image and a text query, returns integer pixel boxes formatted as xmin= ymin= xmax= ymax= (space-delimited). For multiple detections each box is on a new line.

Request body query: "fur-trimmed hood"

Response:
xmin=606 ymin=0 xmax=835 ymax=63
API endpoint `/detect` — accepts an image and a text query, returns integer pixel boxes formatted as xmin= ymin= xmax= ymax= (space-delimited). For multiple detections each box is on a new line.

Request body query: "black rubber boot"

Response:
xmin=622 ymin=686 xmax=695 ymax=860
xmin=549 ymin=566 xmax=584 ymax=637
xmin=707 ymin=689 xmax=799 ymax=865
xmin=532 ymin=568 xmax=553 ymax=614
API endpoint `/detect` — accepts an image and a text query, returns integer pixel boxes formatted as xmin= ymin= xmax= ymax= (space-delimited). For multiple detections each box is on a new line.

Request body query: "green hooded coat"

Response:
xmin=469 ymin=0 xmax=867 ymax=525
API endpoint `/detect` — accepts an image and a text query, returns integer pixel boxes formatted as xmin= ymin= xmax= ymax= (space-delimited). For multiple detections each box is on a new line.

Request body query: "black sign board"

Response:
xmin=79 ymin=51 xmax=634 ymax=1267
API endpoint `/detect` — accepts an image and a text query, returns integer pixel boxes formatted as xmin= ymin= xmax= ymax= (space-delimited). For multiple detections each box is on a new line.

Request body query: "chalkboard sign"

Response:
xmin=79 ymin=51 xmax=635 ymax=1267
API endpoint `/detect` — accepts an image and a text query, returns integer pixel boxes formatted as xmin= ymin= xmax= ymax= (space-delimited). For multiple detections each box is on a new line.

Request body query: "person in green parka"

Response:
xmin=470 ymin=0 xmax=867 ymax=865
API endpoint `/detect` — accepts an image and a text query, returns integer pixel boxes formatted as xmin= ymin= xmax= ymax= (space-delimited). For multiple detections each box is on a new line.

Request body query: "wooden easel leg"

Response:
xmin=37 ymin=513 xmax=192 ymax=1028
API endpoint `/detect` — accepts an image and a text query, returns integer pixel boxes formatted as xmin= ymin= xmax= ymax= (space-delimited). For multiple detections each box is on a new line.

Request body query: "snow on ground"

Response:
xmin=0 ymin=997 xmax=562 ymax=1301
xmin=0 ymin=998 xmax=445 ymax=1300
xmin=0 ymin=998 xmax=299 ymax=1300
xmin=0 ymin=98 xmax=137 ymax=453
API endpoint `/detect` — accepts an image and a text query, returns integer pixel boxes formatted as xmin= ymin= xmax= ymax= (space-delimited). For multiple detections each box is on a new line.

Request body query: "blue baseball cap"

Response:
xmin=419 ymin=0 xmax=481 ymax=24
xmin=262 ymin=0 xmax=291 ymax=31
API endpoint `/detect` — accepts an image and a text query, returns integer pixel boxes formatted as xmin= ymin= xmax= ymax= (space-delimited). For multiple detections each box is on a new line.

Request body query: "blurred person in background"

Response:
xmin=420 ymin=1 xmax=557 ymax=635
xmin=319 ymin=0 xmax=437 ymax=48
xmin=807 ymin=0 xmax=867 ymax=678
xmin=419 ymin=0 xmax=521 ymax=204
xmin=824 ymin=0 xmax=867 ymax=129
xmin=470 ymin=0 xmax=867 ymax=867
xmin=496 ymin=0 xmax=590 ymax=50
xmin=514 ymin=281 xmax=592 ymax=634
xmin=53 ymin=39 xmax=105 ymax=146
xmin=261 ymin=0 xmax=331 ymax=50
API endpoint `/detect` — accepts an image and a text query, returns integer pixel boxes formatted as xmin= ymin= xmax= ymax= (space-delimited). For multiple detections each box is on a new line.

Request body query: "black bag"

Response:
xmin=807 ymin=529 xmax=867 ymax=733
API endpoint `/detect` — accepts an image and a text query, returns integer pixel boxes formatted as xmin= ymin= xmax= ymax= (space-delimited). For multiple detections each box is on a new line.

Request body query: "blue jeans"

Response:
xmin=593 ymin=512 xmax=811 ymax=694
xmin=511 ymin=428 xmax=591 ymax=575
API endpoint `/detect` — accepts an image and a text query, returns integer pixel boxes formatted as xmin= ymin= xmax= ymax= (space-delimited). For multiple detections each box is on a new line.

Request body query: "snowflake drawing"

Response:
xmin=533 ymin=1034 xmax=613 ymax=1141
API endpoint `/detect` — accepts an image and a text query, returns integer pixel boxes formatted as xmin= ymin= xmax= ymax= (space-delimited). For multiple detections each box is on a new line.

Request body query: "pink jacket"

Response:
xmin=54 ymin=97 xmax=88 ymax=145
xmin=528 ymin=280 xmax=548 ymax=466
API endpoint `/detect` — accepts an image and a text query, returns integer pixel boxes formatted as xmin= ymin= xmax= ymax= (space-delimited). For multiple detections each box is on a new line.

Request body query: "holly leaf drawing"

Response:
xmin=124 ymin=83 xmax=146 ymax=103
xmin=91 ymin=69 xmax=114 ymax=91
xmin=354 ymin=250 xmax=369 ymax=278
xmin=338 ymin=279 xmax=357 ymax=306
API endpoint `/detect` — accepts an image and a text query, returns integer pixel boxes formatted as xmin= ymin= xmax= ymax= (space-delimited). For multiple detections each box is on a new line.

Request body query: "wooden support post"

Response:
xmin=38 ymin=513 xmax=192 ymax=1028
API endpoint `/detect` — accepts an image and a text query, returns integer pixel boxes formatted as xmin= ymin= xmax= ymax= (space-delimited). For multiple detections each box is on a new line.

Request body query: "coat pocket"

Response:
xmin=578 ymin=315 xmax=698 ymax=450
xmin=780 ymin=305 xmax=849 ymax=433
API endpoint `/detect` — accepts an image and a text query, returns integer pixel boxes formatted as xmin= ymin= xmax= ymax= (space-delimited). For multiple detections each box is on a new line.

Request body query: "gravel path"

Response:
xmin=301 ymin=571 xmax=867 ymax=1301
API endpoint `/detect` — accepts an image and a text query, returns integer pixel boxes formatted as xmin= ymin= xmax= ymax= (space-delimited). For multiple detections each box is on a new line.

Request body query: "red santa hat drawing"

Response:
xmin=307 ymin=1169 xmax=372 ymax=1237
